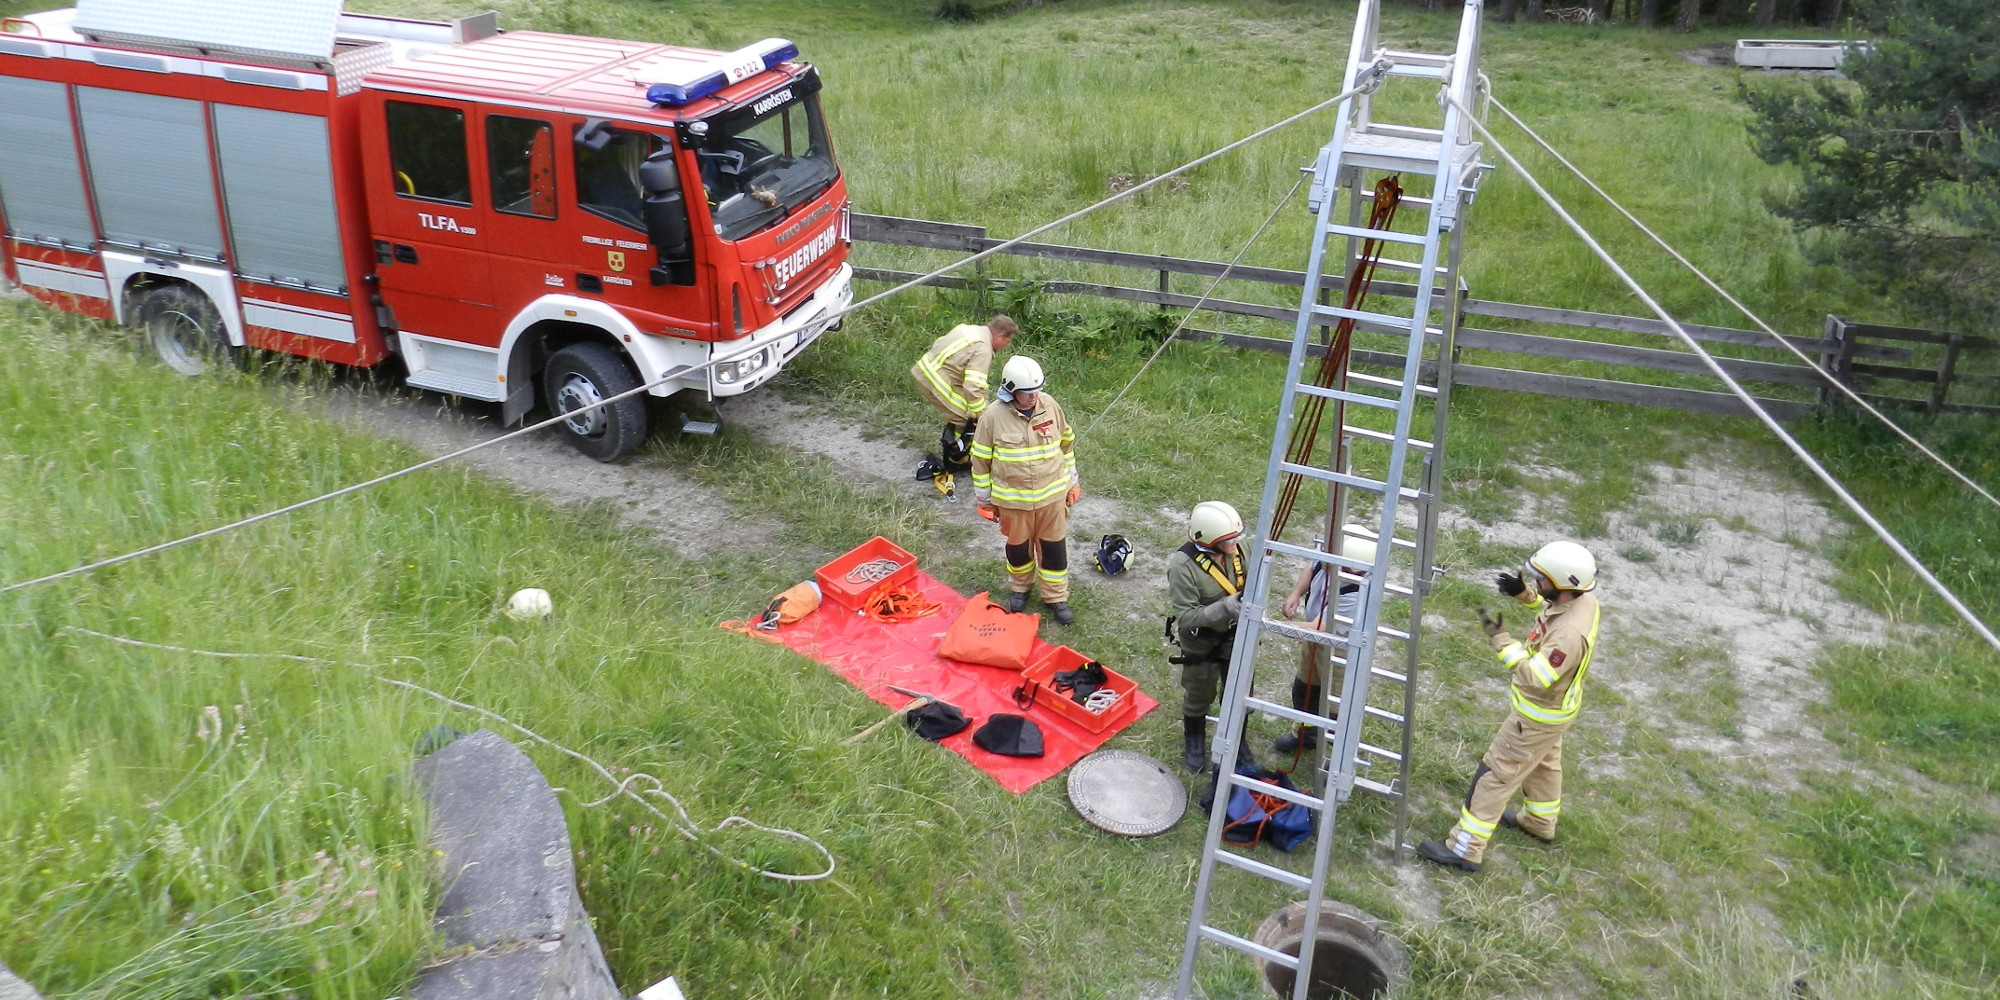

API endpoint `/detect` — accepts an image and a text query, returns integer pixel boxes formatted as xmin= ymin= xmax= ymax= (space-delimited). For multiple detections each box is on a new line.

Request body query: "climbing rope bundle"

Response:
xmin=861 ymin=583 xmax=941 ymax=624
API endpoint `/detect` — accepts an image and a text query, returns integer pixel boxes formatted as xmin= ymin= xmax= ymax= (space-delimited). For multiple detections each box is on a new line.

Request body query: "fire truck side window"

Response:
xmin=386 ymin=102 xmax=471 ymax=205
xmin=488 ymin=115 xmax=557 ymax=219
xmin=574 ymin=131 xmax=650 ymax=232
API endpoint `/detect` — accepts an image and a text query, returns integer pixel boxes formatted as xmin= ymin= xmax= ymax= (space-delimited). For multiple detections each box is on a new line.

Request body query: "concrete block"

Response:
xmin=410 ymin=730 xmax=622 ymax=1000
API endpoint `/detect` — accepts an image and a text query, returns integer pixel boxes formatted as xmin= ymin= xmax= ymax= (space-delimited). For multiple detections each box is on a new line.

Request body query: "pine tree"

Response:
xmin=1744 ymin=0 xmax=2000 ymax=331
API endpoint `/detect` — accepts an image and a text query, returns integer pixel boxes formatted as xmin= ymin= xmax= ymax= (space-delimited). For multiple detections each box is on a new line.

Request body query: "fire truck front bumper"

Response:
xmin=704 ymin=263 xmax=854 ymax=397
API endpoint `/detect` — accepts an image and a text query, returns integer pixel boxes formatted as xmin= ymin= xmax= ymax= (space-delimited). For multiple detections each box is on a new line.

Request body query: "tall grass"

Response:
xmin=4 ymin=1 xmax=1999 ymax=998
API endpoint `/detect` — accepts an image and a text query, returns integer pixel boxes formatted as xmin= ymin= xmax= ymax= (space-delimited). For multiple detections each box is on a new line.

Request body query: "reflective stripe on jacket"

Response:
xmin=969 ymin=393 xmax=1075 ymax=509
xmin=909 ymin=325 xmax=993 ymax=422
xmin=1492 ymin=592 xmax=1600 ymax=725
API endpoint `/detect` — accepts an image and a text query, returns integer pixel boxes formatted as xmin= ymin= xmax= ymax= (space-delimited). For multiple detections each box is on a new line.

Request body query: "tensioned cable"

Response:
xmin=1449 ymin=93 xmax=2000 ymax=652
xmin=1485 ymin=94 xmax=2000 ymax=512
xmin=1079 ymin=171 xmax=1307 ymax=441
xmin=0 ymin=68 xmax=1393 ymax=596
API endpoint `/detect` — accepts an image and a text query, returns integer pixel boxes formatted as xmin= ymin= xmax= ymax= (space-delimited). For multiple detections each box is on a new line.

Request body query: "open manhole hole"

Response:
xmin=1253 ymin=900 xmax=1404 ymax=999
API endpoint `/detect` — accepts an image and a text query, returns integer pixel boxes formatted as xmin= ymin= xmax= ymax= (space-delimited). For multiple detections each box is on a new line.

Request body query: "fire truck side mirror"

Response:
xmin=574 ymin=118 xmax=616 ymax=152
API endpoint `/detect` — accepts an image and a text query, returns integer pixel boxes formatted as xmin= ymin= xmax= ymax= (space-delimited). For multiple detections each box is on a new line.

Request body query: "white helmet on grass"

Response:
xmin=1527 ymin=540 xmax=1597 ymax=592
xmin=1188 ymin=501 xmax=1243 ymax=547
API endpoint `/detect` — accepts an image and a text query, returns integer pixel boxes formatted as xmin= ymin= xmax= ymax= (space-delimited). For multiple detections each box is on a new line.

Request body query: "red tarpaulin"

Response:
xmin=767 ymin=570 xmax=1157 ymax=794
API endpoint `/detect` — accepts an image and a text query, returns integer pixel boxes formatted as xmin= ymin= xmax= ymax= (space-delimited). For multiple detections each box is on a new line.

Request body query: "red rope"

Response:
xmin=1270 ymin=175 xmax=1405 ymax=542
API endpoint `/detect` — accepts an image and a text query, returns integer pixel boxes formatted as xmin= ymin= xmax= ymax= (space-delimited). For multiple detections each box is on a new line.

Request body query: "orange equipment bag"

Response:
xmin=938 ymin=592 xmax=1041 ymax=670
xmin=719 ymin=581 xmax=822 ymax=642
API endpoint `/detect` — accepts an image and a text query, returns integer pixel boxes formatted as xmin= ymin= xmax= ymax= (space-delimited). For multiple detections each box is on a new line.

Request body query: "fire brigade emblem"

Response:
xmin=606 ymin=250 xmax=626 ymax=272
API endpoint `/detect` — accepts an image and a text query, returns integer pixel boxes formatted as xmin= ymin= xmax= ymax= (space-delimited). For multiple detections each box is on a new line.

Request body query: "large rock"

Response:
xmin=411 ymin=730 xmax=621 ymax=1000
xmin=0 ymin=962 xmax=44 ymax=1000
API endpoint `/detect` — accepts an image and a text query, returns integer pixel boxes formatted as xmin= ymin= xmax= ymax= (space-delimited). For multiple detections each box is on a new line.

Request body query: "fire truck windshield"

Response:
xmin=695 ymin=89 xmax=836 ymax=242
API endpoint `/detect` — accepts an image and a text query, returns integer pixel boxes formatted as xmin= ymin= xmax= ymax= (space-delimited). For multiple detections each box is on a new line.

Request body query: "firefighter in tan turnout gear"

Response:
xmin=910 ymin=315 xmax=1017 ymax=479
xmin=1419 ymin=540 xmax=1603 ymax=873
xmin=970 ymin=355 xmax=1079 ymax=625
xmin=1167 ymin=501 xmax=1248 ymax=772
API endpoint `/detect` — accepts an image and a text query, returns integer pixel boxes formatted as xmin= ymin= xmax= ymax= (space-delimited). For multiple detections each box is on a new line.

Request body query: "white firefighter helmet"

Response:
xmin=1338 ymin=523 xmax=1379 ymax=568
xmin=1527 ymin=540 xmax=1597 ymax=592
xmin=999 ymin=355 xmax=1045 ymax=400
xmin=1188 ymin=501 xmax=1243 ymax=547
xmin=505 ymin=587 xmax=554 ymax=620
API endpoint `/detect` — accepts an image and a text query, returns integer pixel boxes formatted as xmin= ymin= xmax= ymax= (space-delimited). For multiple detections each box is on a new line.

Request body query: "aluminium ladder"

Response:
xmin=1174 ymin=2 xmax=1491 ymax=997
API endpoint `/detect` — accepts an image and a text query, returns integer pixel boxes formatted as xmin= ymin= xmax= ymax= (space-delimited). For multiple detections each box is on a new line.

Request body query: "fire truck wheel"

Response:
xmin=543 ymin=342 xmax=648 ymax=462
xmin=139 ymin=286 xmax=241 ymax=377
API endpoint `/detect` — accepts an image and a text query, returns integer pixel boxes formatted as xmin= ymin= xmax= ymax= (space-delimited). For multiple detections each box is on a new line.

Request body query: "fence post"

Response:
xmin=1819 ymin=314 xmax=1850 ymax=407
xmin=1931 ymin=331 xmax=1964 ymax=413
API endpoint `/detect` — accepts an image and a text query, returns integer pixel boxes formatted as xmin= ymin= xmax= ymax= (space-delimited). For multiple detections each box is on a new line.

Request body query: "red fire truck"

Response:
xmin=0 ymin=0 xmax=853 ymax=460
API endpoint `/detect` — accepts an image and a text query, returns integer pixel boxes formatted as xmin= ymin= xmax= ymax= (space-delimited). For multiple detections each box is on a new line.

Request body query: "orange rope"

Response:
xmin=862 ymin=584 xmax=941 ymax=624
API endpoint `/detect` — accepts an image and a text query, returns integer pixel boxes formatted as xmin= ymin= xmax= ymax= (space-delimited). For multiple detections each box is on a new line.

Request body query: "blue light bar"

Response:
xmin=646 ymin=38 xmax=801 ymax=107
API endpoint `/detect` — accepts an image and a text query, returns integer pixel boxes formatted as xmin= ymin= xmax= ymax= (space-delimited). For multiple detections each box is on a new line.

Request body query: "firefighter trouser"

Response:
xmin=1178 ymin=652 xmax=1232 ymax=719
xmin=997 ymin=501 xmax=1069 ymax=602
xmin=1445 ymin=713 xmax=1568 ymax=864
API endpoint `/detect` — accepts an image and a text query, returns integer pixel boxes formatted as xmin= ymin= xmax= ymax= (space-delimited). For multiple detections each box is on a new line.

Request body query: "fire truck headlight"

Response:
xmin=713 ymin=349 xmax=770 ymax=385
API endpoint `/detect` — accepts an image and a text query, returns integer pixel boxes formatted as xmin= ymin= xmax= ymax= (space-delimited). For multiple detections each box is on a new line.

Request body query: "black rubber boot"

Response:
xmin=1272 ymin=680 xmax=1323 ymax=754
xmin=1181 ymin=716 xmax=1207 ymax=772
xmin=1500 ymin=808 xmax=1555 ymax=845
xmin=1416 ymin=840 xmax=1481 ymax=873
xmin=1047 ymin=602 xmax=1074 ymax=626
xmin=1004 ymin=590 xmax=1029 ymax=614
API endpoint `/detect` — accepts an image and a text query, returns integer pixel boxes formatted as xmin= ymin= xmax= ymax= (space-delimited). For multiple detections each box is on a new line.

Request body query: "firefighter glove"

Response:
xmin=1216 ymin=593 xmax=1243 ymax=620
xmin=1067 ymin=483 xmax=1082 ymax=507
xmin=1477 ymin=607 xmax=1505 ymax=638
xmin=1495 ymin=571 xmax=1526 ymax=598
xmin=978 ymin=503 xmax=1000 ymax=523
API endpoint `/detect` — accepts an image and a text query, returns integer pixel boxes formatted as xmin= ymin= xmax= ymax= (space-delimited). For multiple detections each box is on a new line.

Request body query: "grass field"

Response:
xmin=3 ymin=1 xmax=1998 ymax=998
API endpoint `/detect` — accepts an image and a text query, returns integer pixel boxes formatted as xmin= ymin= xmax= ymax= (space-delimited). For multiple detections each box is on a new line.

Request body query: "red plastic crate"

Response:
xmin=815 ymin=537 xmax=918 ymax=611
xmin=1020 ymin=645 xmax=1140 ymax=734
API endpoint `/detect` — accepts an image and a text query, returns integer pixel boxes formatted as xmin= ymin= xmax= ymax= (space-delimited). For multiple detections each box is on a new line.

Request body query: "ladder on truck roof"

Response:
xmin=1175 ymin=1 xmax=1490 ymax=997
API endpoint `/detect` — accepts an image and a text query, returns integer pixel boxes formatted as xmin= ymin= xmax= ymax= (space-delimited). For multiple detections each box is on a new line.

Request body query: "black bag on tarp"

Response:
xmin=971 ymin=713 xmax=1044 ymax=757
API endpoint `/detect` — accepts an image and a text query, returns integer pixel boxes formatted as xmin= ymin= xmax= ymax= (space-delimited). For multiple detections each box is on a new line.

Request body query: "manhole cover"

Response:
xmin=1067 ymin=749 xmax=1186 ymax=837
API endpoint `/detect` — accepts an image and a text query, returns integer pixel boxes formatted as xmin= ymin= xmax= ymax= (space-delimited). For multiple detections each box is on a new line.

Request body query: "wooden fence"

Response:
xmin=850 ymin=213 xmax=1994 ymax=420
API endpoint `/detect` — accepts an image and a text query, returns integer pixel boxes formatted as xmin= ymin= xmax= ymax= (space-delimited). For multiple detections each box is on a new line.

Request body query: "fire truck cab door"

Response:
xmin=366 ymin=98 xmax=500 ymax=346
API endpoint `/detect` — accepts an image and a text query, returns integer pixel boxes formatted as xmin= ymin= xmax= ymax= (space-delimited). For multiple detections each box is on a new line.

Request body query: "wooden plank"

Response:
xmin=1461 ymin=299 xmax=1837 ymax=353
xmin=1855 ymin=392 xmax=2000 ymax=416
xmin=1849 ymin=361 xmax=1938 ymax=384
xmin=850 ymin=213 xmax=986 ymax=253
xmin=1843 ymin=323 xmax=2000 ymax=350
xmin=1847 ymin=342 xmax=1917 ymax=362
xmin=1452 ymin=365 xmax=1812 ymax=421
xmin=1456 ymin=327 xmax=1827 ymax=388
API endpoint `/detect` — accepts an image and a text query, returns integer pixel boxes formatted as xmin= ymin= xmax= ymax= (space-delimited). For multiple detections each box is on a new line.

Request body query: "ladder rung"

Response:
xmin=1342 ymin=423 xmax=1433 ymax=451
xmin=1360 ymin=191 xmax=1435 ymax=210
xmin=1384 ymin=63 xmax=1446 ymax=79
xmin=1325 ymin=694 xmax=1410 ymax=726
xmin=1379 ymin=623 xmax=1411 ymax=642
xmin=1312 ymin=303 xmax=1415 ymax=332
xmin=1324 ymin=222 xmax=1428 ymax=247
xmin=1299 ymin=648 xmax=1409 ymax=686
xmin=1245 ymin=695 xmax=1338 ymax=732
xmin=1356 ymin=740 xmax=1404 ymax=763
xmin=1214 ymin=849 xmax=1312 ymax=890
xmin=1279 ymin=463 xmax=1423 ymax=500
xmin=1198 ymin=926 xmax=1300 ymax=970
xmin=1379 ymin=49 xmax=1450 ymax=68
xmin=1344 ymin=370 xmax=1424 ymax=392
xmin=1223 ymin=770 xmax=1326 ymax=812
xmin=1368 ymin=257 xmax=1447 ymax=275
xmin=1267 ymin=538 xmax=1374 ymax=574
xmin=1293 ymin=382 xmax=1400 ymax=412
xmin=1353 ymin=775 xmax=1401 ymax=798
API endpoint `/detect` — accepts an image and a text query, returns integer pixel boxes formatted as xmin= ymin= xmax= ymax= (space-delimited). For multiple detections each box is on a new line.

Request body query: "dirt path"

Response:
xmin=1446 ymin=455 xmax=1897 ymax=791
xmin=311 ymin=384 xmax=785 ymax=556
xmin=725 ymin=390 xmax=1186 ymax=624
